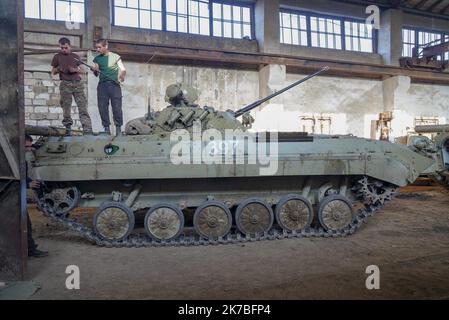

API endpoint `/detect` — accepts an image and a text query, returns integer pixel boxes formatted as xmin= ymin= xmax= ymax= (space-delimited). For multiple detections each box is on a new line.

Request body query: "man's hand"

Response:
xmin=51 ymin=67 xmax=60 ymax=76
xmin=117 ymin=59 xmax=126 ymax=83
xmin=30 ymin=180 xmax=41 ymax=189
xmin=91 ymin=64 xmax=100 ymax=77
xmin=68 ymin=66 xmax=80 ymax=73
xmin=91 ymin=64 xmax=99 ymax=72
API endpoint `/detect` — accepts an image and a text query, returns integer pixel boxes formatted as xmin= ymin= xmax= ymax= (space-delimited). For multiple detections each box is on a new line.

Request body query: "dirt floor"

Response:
xmin=23 ymin=182 xmax=449 ymax=300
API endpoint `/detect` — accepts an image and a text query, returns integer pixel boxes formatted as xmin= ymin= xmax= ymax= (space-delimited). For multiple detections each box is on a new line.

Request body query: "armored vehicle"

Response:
xmin=396 ymin=124 xmax=449 ymax=186
xmin=27 ymin=67 xmax=435 ymax=247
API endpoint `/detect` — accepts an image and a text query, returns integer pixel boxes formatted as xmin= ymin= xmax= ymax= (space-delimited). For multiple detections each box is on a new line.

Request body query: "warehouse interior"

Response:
xmin=1 ymin=0 xmax=449 ymax=300
xmin=22 ymin=0 xmax=449 ymax=138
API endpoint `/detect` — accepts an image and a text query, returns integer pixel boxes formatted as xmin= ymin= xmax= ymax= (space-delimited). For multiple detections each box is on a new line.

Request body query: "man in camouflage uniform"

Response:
xmin=51 ymin=37 xmax=92 ymax=135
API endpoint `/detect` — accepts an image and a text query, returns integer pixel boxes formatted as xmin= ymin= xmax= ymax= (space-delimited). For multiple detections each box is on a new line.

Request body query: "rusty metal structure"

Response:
xmin=400 ymin=38 xmax=449 ymax=71
xmin=371 ymin=112 xmax=393 ymax=141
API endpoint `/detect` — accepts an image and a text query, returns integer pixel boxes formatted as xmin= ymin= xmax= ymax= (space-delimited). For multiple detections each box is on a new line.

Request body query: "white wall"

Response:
xmin=87 ymin=61 xmax=260 ymax=132
xmin=25 ymin=54 xmax=449 ymax=139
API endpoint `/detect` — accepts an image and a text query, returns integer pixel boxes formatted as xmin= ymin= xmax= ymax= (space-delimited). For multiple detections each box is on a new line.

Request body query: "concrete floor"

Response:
xmin=25 ymin=183 xmax=449 ymax=300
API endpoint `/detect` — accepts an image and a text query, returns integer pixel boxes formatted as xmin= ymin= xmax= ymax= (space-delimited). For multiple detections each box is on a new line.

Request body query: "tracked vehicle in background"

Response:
xmin=27 ymin=67 xmax=435 ymax=247
xmin=396 ymin=124 xmax=449 ymax=186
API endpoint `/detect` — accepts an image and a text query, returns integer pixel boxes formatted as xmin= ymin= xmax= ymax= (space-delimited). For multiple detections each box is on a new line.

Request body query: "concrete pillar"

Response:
xmin=85 ymin=0 xmax=112 ymax=48
xmin=378 ymin=9 xmax=403 ymax=66
xmin=253 ymin=64 xmax=291 ymax=131
xmin=258 ymin=64 xmax=286 ymax=98
xmin=382 ymin=75 xmax=410 ymax=111
xmin=382 ymin=75 xmax=412 ymax=138
xmin=254 ymin=0 xmax=280 ymax=54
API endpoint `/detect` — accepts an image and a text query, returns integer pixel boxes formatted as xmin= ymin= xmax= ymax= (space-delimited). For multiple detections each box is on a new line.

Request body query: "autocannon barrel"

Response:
xmin=25 ymin=125 xmax=83 ymax=136
xmin=415 ymin=124 xmax=449 ymax=133
xmin=233 ymin=66 xmax=329 ymax=118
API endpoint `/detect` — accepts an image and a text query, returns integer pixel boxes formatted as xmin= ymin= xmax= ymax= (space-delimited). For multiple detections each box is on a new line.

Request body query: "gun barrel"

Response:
xmin=74 ymin=58 xmax=92 ymax=69
xmin=415 ymin=124 xmax=449 ymax=133
xmin=234 ymin=66 xmax=329 ymax=118
xmin=25 ymin=125 xmax=83 ymax=136
xmin=75 ymin=58 xmax=122 ymax=85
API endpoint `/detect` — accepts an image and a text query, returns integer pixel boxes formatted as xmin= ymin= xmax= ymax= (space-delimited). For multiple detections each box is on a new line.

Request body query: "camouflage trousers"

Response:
xmin=60 ymin=80 xmax=92 ymax=132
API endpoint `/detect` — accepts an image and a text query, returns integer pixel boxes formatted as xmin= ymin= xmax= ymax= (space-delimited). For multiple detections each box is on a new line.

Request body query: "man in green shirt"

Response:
xmin=92 ymin=39 xmax=126 ymax=136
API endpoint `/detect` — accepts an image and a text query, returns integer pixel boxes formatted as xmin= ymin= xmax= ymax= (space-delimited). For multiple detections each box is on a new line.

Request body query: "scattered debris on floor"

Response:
xmin=396 ymin=193 xmax=432 ymax=200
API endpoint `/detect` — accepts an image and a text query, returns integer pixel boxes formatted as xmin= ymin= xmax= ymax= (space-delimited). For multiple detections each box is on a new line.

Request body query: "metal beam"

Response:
xmin=108 ymin=40 xmax=449 ymax=85
xmin=427 ymin=0 xmax=445 ymax=11
xmin=414 ymin=0 xmax=431 ymax=9
xmin=0 ymin=0 xmax=27 ymax=279
xmin=439 ymin=2 xmax=449 ymax=13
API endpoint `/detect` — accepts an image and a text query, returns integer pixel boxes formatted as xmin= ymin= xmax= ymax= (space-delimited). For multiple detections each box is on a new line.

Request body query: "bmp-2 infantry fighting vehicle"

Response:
xmin=27 ymin=67 xmax=435 ymax=247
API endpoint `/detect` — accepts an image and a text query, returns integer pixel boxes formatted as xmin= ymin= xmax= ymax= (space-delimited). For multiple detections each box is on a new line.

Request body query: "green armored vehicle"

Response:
xmin=27 ymin=67 xmax=435 ymax=247
xmin=396 ymin=124 xmax=449 ymax=186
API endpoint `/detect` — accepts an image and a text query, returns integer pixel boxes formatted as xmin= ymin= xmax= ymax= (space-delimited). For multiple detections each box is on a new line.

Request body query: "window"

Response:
xmin=418 ymin=30 xmax=441 ymax=48
xmin=444 ymin=35 xmax=449 ymax=60
xmin=402 ymin=28 xmax=416 ymax=57
xmin=402 ymin=27 xmax=448 ymax=60
xmin=212 ymin=2 xmax=252 ymax=39
xmin=111 ymin=1 xmax=253 ymax=39
xmin=25 ymin=0 xmax=85 ymax=23
xmin=445 ymin=35 xmax=449 ymax=61
xmin=344 ymin=20 xmax=373 ymax=53
xmin=166 ymin=0 xmax=210 ymax=35
xmin=310 ymin=16 xmax=342 ymax=49
xmin=280 ymin=12 xmax=307 ymax=46
xmin=279 ymin=10 xmax=375 ymax=53
xmin=114 ymin=0 xmax=163 ymax=30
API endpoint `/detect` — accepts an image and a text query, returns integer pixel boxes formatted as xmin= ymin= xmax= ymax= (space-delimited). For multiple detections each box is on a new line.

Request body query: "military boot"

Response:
xmin=104 ymin=126 xmax=111 ymax=135
xmin=65 ymin=125 xmax=72 ymax=136
xmin=115 ymin=126 xmax=122 ymax=136
xmin=83 ymin=128 xmax=93 ymax=136
xmin=28 ymin=248 xmax=49 ymax=258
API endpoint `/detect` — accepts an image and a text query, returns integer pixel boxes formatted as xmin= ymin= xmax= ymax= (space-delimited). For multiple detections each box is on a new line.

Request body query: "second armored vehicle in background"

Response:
xmin=396 ymin=124 xmax=449 ymax=186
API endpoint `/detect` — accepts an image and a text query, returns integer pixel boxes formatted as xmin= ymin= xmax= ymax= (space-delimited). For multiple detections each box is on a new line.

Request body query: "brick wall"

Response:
xmin=24 ymin=71 xmax=87 ymax=130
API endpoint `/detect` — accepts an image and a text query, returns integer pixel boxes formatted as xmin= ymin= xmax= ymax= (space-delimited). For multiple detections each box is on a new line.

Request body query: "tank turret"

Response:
xmin=414 ymin=124 xmax=449 ymax=134
xmin=125 ymin=66 xmax=330 ymax=136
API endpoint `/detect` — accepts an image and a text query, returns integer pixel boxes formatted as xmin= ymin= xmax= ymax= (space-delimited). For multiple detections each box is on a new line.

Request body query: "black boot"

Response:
xmin=28 ymin=248 xmax=49 ymax=258
xmin=104 ymin=126 xmax=111 ymax=135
